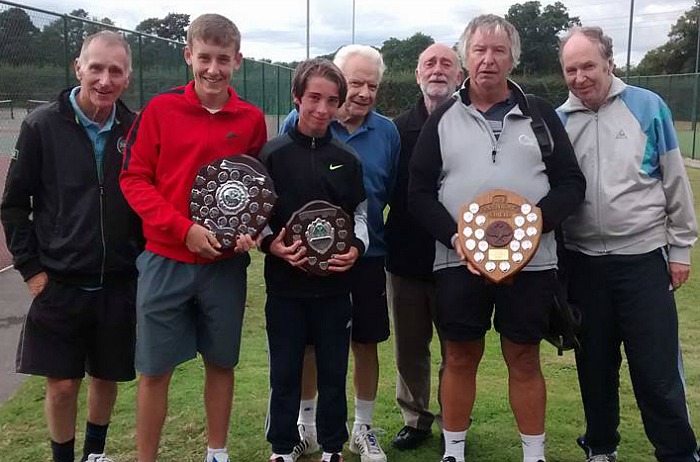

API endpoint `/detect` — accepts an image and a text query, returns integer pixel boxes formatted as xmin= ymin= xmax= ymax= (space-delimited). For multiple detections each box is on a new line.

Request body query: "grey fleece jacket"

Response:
xmin=557 ymin=76 xmax=697 ymax=264
xmin=409 ymin=79 xmax=586 ymax=272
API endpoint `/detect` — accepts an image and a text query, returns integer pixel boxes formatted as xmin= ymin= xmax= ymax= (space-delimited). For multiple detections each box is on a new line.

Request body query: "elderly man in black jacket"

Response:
xmin=385 ymin=43 xmax=463 ymax=451
xmin=1 ymin=31 xmax=141 ymax=462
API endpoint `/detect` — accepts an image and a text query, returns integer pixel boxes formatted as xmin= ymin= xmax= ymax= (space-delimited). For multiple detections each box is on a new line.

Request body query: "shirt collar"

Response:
xmin=69 ymin=86 xmax=116 ymax=132
xmin=332 ymin=110 xmax=376 ymax=133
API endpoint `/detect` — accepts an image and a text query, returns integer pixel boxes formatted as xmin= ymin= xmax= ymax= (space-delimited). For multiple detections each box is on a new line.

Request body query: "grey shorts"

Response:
xmin=134 ymin=250 xmax=248 ymax=375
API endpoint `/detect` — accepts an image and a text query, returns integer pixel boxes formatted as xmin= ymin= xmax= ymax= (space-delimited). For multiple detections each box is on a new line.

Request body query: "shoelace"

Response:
xmin=354 ymin=426 xmax=385 ymax=454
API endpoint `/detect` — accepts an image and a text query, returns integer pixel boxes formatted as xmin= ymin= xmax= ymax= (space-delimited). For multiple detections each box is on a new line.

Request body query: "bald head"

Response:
xmin=416 ymin=43 xmax=463 ymax=110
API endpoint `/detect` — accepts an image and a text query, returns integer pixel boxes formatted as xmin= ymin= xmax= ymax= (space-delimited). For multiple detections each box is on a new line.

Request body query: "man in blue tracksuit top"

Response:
xmin=558 ymin=26 xmax=699 ymax=462
xmin=279 ymin=45 xmax=399 ymax=462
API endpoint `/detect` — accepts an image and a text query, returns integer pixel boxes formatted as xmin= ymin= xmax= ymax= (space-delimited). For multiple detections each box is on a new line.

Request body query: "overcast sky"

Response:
xmin=16 ymin=0 xmax=696 ymax=65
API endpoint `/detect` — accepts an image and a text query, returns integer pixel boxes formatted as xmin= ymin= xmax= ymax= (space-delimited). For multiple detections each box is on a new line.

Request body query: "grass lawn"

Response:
xmin=2 ymin=171 xmax=700 ymax=462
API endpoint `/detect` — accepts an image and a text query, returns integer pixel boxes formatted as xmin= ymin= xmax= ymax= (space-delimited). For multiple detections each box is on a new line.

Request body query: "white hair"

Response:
xmin=333 ymin=44 xmax=386 ymax=82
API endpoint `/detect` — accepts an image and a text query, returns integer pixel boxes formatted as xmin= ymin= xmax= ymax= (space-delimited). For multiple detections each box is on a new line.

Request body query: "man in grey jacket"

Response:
xmin=410 ymin=15 xmax=585 ymax=462
xmin=558 ymin=26 xmax=699 ymax=462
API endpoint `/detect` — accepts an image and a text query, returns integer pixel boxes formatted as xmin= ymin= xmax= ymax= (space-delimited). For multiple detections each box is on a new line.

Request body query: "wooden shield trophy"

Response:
xmin=285 ymin=200 xmax=353 ymax=276
xmin=190 ymin=154 xmax=276 ymax=249
xmin=457 ymin=189 xmax=542 ymax=283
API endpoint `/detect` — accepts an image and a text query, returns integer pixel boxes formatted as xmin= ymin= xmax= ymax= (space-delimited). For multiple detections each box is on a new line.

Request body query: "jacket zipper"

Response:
xmin=98 ymin=185 xmax=106 ymax=285
xmin=594 ymin=113 xmax=607 ymax=253
xmin=80 ymin=117 xmax=108 ymax=285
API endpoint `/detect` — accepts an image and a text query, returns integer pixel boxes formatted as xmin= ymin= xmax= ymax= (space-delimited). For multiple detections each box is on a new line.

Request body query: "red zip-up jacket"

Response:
xmin=120 ymin=81 xmax=267 ymax=263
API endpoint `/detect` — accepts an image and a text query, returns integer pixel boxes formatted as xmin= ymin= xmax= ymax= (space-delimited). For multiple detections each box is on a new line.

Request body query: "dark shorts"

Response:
xmin=434 ymin=267 xmax=556 ymax=344
xmin=134 ymin=251 xmax=248 ymax=376
xmin=349 ymin=257 xmax=390 ymax=344
xmin=16 ymin=276 xmax=136 ymax=381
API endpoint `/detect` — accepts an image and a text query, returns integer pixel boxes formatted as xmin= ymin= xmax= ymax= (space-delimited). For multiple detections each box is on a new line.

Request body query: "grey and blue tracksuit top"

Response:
xmin=409 ymin=79 xmax=586 ymax=272
xmin=557 ymin=76 xmax=698 ymax=264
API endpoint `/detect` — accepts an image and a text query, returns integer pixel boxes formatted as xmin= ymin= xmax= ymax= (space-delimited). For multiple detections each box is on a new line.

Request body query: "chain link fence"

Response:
xmin=0 ymin=0 xmax=293 ymax=269
xmin=0 ymin=0 xmax=294 ymax=158
xmin=624 ymin=73 xmax=700 ymax=159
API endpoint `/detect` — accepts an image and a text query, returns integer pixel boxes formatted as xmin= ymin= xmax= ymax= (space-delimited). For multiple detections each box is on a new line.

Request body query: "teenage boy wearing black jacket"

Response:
xmin=259 ymin=58 xmax=369 ymax=462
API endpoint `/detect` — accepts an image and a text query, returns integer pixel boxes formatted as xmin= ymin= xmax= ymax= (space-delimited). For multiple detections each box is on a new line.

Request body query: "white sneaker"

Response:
xmin=291 ymin=423 xmax=320 ymax=458
xmin=350 ymin=425 xmax=387 ymax=462
xmin=85 ymin=455 xmax=114 ymax=462
xmin=206 ymin=452 xmax=230 ymax=462
xmin=269 ymin=454 xmax=294 ymax=462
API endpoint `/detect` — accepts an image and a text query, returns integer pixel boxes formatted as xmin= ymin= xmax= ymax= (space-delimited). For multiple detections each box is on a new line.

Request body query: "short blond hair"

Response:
xmin=187 ymin=13 xmax=241 ymax=51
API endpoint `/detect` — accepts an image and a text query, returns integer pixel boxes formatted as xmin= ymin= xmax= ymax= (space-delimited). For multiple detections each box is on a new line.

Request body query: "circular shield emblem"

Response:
xmin=189 ymin=154 xmax=277 ymax=249
xmin=285 ymin=200 xmax=353 ymax=276
xmin=457 ymin=189 xmax=542 ymax=283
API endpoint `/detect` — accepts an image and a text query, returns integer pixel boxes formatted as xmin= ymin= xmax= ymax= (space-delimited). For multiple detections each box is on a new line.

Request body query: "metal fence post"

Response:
xmin=276 ymin=65 xmax=281 ymax=129
xmin=261 ymin=62 xmax=266 ymax=113
xmin=138 ymin=34 xmax=144 ymax=108
xmin=63 ymin=15 xmax=69 ymax=87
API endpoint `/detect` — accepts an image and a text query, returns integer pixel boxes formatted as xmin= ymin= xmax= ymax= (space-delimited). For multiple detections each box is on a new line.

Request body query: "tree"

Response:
xmin=505 ymin=1 xmax=580 ymax=75
xmin=638 ymin=0 xmax=699 ymax=75
xmin=0 ymin=7 xmax=40 ymax=65
xmin=133 ymin=13 xmax=190 ymax=69
xmin=135 ymin=13 xmax=189 ymax=42
xmin=37 ymin=9 xmax=118 ymax=66
xmin=380 ymin=32 xmax=435 ymax=74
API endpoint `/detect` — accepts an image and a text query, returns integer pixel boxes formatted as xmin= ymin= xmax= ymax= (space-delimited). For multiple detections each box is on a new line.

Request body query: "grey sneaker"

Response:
xmin=206 ymin=452 xmax=230 ymax=462
xmin=291 ymin=423 xmax=319 ymax=458
xmin=586 ymin=456 xmax=617 ymax=462
xmin=577 ymin=435 xmax=617 ymax=462
xmin=85 ymin=455 xmax=113 ymax=462
xmin=350 ymin=425 xmax=387 ymax=462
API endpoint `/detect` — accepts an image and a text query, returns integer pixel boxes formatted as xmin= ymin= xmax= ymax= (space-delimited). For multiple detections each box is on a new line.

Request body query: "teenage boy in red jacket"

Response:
xmin=120 ymin=13 xmax=267 ymax=462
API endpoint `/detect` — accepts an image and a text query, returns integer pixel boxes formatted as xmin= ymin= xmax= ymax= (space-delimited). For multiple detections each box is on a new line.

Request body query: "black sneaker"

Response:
xmin=391 ymin=425 xmax=431 ymax=450
xmin=441 ymin=457 xmax=457 ymax=462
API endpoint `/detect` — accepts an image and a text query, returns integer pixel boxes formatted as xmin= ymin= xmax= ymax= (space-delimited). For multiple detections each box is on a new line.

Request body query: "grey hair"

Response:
xmin=333 ymin=44 xmax=386 ymax=82
xmin=559 ymin=26 xmax=614 ymax=64
xmin=457 ymin=14 xmax=521 ymax=70
xmin=78 ymin=30 xmax=132 ymax=74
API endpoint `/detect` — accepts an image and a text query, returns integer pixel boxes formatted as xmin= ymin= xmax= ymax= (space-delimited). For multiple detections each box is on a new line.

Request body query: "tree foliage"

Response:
xmin=505 ymin=1 xmax=579 ymax=75
xmin=380 ymin=32 xmax=435 ymax=74
xmin=131 ymin=13 xmax=190 ymax=69
xmin=637 ymin=0 xmax=699 ymax=75
xmin=135 ymin=13 xmax=189 ymax=42
xmin=0 ymin=8 xmax=40 ymax=65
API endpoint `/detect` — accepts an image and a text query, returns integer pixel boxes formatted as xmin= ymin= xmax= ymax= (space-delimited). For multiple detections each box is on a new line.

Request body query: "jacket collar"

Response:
xmin=289 ymin=122 xmax=333 ymax=149
xmin=57 ymin=87 xmax=132 ymax=127
xmin=183 ymin=80 xmax=242 ymax=114
xmin=457 ymin=77 xmax=531 ymax=117
xmin=559 ymin=75 xmax=627 ymax=113
xmin=402 ymin=95 xmax=430 ymax=131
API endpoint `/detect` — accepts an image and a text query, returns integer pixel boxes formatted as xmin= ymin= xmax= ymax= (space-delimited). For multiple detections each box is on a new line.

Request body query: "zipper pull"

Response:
xmin=311 ymin=137 xmax=316 ymax=149
xmin=492 ymin=149 xmax=496 ymax=163
xmin=99 ymin=185 xmax=105 ymax=196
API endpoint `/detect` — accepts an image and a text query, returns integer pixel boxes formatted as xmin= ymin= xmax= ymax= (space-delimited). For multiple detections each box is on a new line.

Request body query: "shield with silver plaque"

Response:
xmin=285 ymin=200 xmax=353 ymax=276
xmin=458 ymin=189 xmax=542 ymax=283
xmin=189 ymin=154 xmax=276 ymax=249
